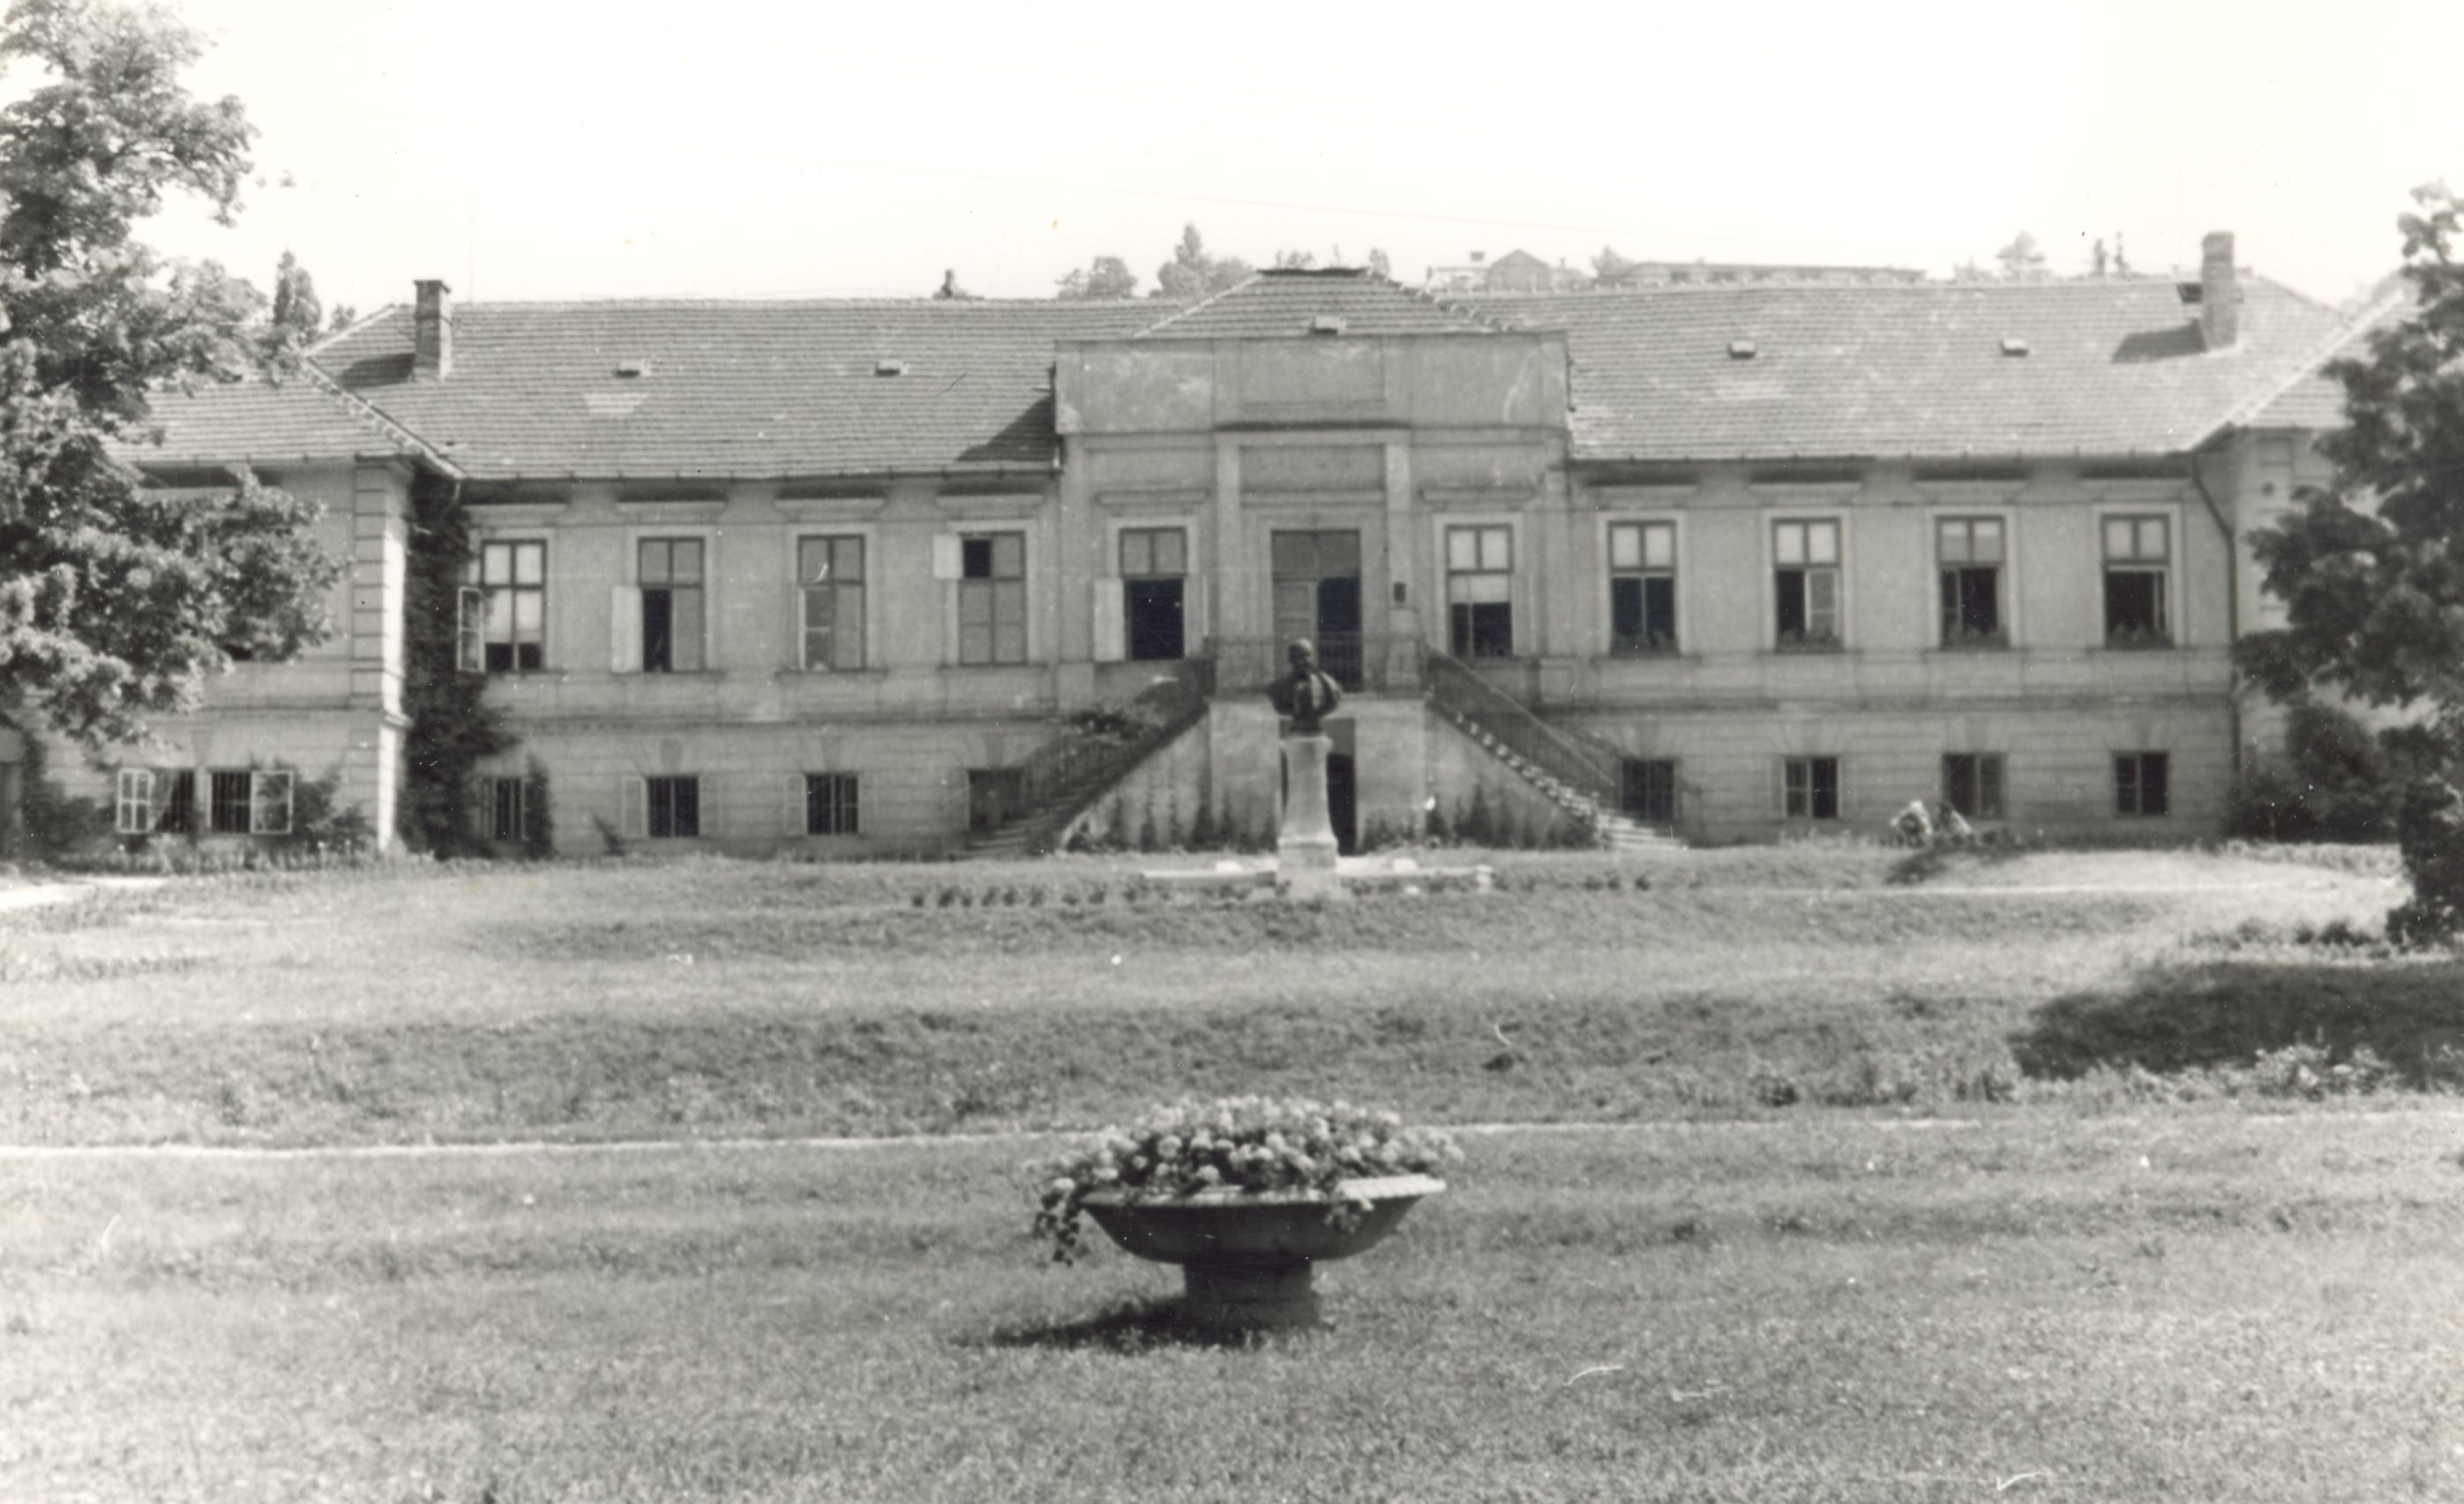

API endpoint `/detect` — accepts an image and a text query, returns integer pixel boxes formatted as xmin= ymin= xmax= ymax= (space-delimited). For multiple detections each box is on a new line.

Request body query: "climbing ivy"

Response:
xmin=397 ymin=475 xmax=515 ymax=856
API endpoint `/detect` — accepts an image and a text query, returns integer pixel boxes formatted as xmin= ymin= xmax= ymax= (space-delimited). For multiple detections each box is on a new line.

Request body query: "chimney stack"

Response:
xmin=2199 ymin=233 xmax=2238 ymax=350
xmin=414 ymin=279 xmax=453 ymax=380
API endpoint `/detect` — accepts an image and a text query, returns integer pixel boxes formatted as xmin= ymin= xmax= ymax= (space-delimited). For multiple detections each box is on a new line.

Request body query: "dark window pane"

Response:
xmin=1622 ymin=759 xmax=1676 ymax=823
xmin=2141 ymin=754 xmax=2168 ymax=817
xmin=210 ymin=771 xmax=252 ymax=834
xmin=2105 ymin=572 xmax=2162 ymax=638
xmin=1810 ymin=758 xmax=1839 ymax=819
xmin=962 ymin=537 xmax=993 ymax=579
xmin=1775 ymin=570 xmax=1807 ymax=637
xmin=1127 ymin=578 xmax=1185 ymax=661
xmin=160 ymin=771 xmax=196 ymax=835
xmin=642 ymin=588 xmax=674 ymax=671
xmin=1644 ymin=577 xmax=1677 ymax=647
xmin=1610 ymin=577 xmax=1644 ymax=647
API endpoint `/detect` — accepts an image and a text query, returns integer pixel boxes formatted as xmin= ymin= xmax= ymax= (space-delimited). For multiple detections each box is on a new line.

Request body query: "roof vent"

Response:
xmin=1309 ymin=315 xmax=1347 ymax=336
xmin=1727 ymin=339 xmax=1758 ymax=360
xmin=875 ymin=358 xmax=908 ymax=377
xmin=614 ymin=359 xmax=650 ymax=378
xmin=1999 ymin=337 xmax=2030 ymax=357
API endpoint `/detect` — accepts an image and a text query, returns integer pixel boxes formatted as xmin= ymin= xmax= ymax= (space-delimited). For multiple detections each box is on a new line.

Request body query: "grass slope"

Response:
xmin=4 ymin=1117 xmax=2460 ymax=1502
xmin=3 ymin=848 xmax=2450 ymax=1146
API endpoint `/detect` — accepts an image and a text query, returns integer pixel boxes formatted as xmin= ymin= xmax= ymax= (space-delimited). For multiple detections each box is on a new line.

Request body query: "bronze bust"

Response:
xmin=1268 ymin=638 xmax=1344 ymax=733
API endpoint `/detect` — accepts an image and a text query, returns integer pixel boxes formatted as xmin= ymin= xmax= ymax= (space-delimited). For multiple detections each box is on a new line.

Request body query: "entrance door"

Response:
xmin=1269 ymin=529 xmax=1365 ymax=687
xmin=968 ymin=768 xmax=1024 ymax=834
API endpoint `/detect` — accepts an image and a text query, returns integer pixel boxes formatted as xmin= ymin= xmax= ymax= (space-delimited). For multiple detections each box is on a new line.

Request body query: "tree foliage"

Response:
xmin=1053 ymin=254 xmax=1136 ymax=301
xmin=1995 ymin=231 xmax=2048 ymax=280
xmin=0 ymin=0 xmax=343 ymax=749
xmin=1154 ymin=223 xmax=1251 ymax=302
xmin=1591 ymin=245 xmax=1637 ymax=281
xmin=2236 ymin=182 xmax=2464 ymax=755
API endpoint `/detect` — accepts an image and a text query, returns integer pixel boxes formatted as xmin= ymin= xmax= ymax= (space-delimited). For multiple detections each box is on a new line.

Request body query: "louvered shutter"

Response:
xmin=619 ymin=775 xmax=648 ymax=840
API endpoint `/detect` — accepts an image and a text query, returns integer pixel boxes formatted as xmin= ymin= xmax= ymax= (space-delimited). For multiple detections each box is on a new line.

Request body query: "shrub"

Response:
xmin=2387 ymin=775 xmax=2464 ymax=945
xmin=1030 ymin=1096 xmax=1464 ymax=1264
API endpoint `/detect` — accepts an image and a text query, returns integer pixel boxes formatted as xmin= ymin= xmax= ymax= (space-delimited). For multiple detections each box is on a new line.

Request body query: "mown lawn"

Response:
xmin=4 ymin=1115 xmax=2460 ymax=1502
xmin=1 ymin=844 xmax=2451 ymax=1145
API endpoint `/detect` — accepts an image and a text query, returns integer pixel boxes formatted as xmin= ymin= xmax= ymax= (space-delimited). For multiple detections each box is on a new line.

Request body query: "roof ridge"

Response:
xmin=289 ymin=357 xmax=464 ymax=476
xmin=438 ymin=296 xmax=1173 ymax=312
xmin=2206 ymin=286 xmax=2414 ymax=438
xmin=1134 ymin=272 xmax=1267 ymax=336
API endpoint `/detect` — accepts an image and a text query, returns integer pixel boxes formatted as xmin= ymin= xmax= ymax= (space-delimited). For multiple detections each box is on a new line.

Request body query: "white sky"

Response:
xmin=91 ymin=0 xmax=2464 ymax=317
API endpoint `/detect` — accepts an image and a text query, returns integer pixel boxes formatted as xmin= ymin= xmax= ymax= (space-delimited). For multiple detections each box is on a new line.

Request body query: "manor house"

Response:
xmin=40 ymin=233 xmax=2378 ymax=857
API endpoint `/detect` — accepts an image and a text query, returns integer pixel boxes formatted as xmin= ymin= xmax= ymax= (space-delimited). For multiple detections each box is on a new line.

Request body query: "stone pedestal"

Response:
xmin=1277 ymin=732 xmax=1341 ymax=900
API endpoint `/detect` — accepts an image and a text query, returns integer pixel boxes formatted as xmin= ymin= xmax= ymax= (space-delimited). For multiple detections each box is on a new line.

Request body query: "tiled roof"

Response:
xmin=1477 ymin=278 xmax=2347 ymax=460
xmin=306 ymin=298 xmax=1163 ymax=479
xmin=117 ymin=363 xmax=452 ymax=472
xmin=1136 ymin=269 xmax=1508 ymax=339
xmin=2234 ymin=289 xmax=2412 ymax=431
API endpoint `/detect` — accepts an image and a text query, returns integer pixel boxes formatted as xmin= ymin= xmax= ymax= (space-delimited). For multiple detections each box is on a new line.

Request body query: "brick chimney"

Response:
xmin=2199 ymin=233 xmax=2238 ymax=351
xmin=414 ymin=279 xmax=453 ymax=380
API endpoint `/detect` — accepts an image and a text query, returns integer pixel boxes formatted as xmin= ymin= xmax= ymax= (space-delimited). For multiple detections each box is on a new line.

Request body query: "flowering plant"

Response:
xmin=1030 ymin=1096 xmax=1464 ymax=1263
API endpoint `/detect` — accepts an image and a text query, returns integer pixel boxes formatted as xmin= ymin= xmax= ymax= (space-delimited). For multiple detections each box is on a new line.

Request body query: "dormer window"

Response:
xmin=1728 ymin=340 xmax=1758 ymax=360
xmin=875 ymin=358 xmax=908 ymax=377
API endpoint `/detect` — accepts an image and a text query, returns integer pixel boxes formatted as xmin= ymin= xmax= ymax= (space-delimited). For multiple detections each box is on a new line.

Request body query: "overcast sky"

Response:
xmin=103 ymin=0 xmax=2464 ymax=317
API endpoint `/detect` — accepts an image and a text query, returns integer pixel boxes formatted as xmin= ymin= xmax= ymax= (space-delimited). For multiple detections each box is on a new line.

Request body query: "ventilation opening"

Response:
xmin=875 ymin=358 xmax=908 ymax=377
xmin=2176 ymin=283 xmax=2204 ymax=305
xmin=2000 ymin=338 xmax=2031 ymax=357
xmin=1727 ymin=339 xmax=1758 ymax=360
xmin=614 ymin=360 xmax=650 ymax=378
xmin=1309 ymin=315 xmax=1347 ymax=335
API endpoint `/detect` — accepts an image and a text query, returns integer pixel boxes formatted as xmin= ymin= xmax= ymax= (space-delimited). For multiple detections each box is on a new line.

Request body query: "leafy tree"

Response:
xmin=2236 ymin=182 xmax=2464 ymax=930
xmin=261 ymin=247 xmax=319 ymax=368
xmin=0 ymin=0 xmax=343 ymax=751
xmin=1995 ymin=231 xmax=2048 ymax=280
xmin=1591 ymin=245 xmax=1642 ymax=281
xmin=1270 ymin=248 xmax=1316 ymax=270
xmin=1366 ymin=247 xmax=1391 ymax=280
xmin=1054 ymin=254 xmax=1136 ymax=300
xmin=1154 ymin=223 xmax=1252 ymax=302
xmin=326 ymin=303 xmax=356 ymax=333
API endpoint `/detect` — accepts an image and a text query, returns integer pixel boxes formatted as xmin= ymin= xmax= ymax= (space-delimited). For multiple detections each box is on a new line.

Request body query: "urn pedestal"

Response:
xmin=1278 ymin=732 xmax=1341 ymax=900
xmin=1079 ymin=1175 xmax=1444 ymax=1330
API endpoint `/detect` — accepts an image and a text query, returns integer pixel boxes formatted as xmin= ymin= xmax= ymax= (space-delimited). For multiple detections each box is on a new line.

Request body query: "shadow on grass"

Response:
xmin=970 ymin=1298 xmax=1291 ymax=1353
xmin=2012 ymin=954 xmax=2464 ymax=1081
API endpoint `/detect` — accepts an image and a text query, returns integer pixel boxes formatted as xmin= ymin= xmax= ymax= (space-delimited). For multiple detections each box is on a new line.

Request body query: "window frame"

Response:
xmin=1443 ymin=521 xmax=1517 ymax=660
xmin=796 ymin=533 xmax=868 ymax=673
xmin=1621 ymin=758 xmax=1679 ymax=824
xmin=1933 ymin=514 xmax=2011 ymax=649
xmin=955 ymin=528 xmax=1030 ymax=667
xmin=114 ymin=767 xmax=154 ymax=834
xmin=1941 ymin=752 xmax=2006 ymax=821
xmin=2114 ymin=752 xmax=2171 ymax=818
xmin=805 ymin=772 xmax=861 ymax=835
xmin=2097 ymin=506 xmax=2180 ymax=649
xmin=637 ymin=535 xmax=709 ymax=674
xmin=644 ymin=774 xmax=701 ymax=839
xmin=471 ymin=537 xmax=549 ymax=674
xmin=1768 ymin=516 xmax=1846 ymax=652
xmin=1781 ymin=755 xmax=1842 ymax=820
xmin=490 ymin=775 xmax=528 ymax=843
xmin=1606 ymin=518 xmax=1681 ymax=655
xmin=196 ymin=768 xmax=292 ymax=836
xmin=1117 ymin=524 xmax=1191 ymax=663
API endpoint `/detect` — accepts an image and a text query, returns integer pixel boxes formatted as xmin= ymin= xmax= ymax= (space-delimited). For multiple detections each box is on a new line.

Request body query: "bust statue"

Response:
xmin=1268 ymin=638 xmax=1344 ymax=734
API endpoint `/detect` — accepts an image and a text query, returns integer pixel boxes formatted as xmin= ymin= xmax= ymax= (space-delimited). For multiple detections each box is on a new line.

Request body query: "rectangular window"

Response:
xmin=159 ymin=769 xmax=196 ymax=835
xmin=1608 ymin=521 xmax=1678 ymax=654
xmin=640 ymin=538 xmax=706 ymax=673
xmin=1942 ymin=753 xmax=2005 ymax=820
xmin=1936 ymin=518 xmax=2005 ymax=647
xmin=1621 ymin=759 xmax=1678 ymax=824
xmin=1120 ymin=527 xmax=1187 ymax=662
xmin=2102 ymin=516 xmax=2171 ymax=646
xmin=2116 ymin=752 xmax=2170 ymax=818
xmin=480 ymin=541 xmax=547 ymax=672
xmin=491 ymin=777 xmax=528 ymax=842
xmin=798 ymin=535 xmax=865 ymax=671
xmin=646 ymin=775 xmax=700 ymax=838
xmin=1783 ymin=756 xmax=1840 ymax=820
xmin=209 ymin=770 xmax=254 ymax=834
xmin=805 ymin=773 xmax=860 ymax=835
xmin=114 ymin=768 xmax=154 ymax=834
xmin=1773 ymin=520 xmax=1842 ymax=648
xmin=1446 ymin=524 xmax=1514 ymax=658
xmin=958 ymin=532 xmax=1027 ymax=666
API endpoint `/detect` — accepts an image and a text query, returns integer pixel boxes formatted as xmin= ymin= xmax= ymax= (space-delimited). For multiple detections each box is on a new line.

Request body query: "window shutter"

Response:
xmin=619 ymin=775 xmax=648 ymax=840
xmin=456 ymin=587 xmax=484 ymax=673
xmin=1092 ymin=578 xmax=1125 ymax=663
xmin=785 ymin=773 xmax=805 ymax=838
xmin=251 ymin=771 xmax=295 ymax=835
xmin=610 ymin=586 xmax=643 ymax=673
xmin=931 ymin=534 xmax=964 ymax=581
xmin=115 ymin=768 xmax=154 ymax=834
xmin=1184 ymin=576 xmax=1207 ymax=651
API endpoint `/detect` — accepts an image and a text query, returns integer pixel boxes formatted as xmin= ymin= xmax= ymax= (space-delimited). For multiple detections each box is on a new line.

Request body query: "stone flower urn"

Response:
xmin=1077 ymin=1173 xmax=1444 ymax=1329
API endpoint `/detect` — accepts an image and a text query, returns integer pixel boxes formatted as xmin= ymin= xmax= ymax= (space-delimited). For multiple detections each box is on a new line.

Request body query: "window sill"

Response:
xmin=1763 ymin=643 xmax=1847 ymax=657
xmin=1605 ymin=646 xmax=1687 ymax=662
xmin=1930 ymin=639 xmax=2012 ymax=654
xmin=2098 ymin=638 xmax=2182 ymax=654
xmin=775 ymin=666 xmax=889 ymax=680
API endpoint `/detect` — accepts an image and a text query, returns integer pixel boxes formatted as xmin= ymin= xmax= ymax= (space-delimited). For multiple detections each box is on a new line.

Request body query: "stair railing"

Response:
xmin=998 ymin=673 xmax=1213 ymax=856
xmin=1425 ymin=649 xmax=1626 ymax=813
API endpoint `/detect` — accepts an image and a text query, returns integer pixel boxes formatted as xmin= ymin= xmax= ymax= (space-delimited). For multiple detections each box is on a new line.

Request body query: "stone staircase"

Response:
xmin=967 ymin=678 xmax=1210 ymax=859
xmin=1425 ymin=651 xmax=1683 ymax=853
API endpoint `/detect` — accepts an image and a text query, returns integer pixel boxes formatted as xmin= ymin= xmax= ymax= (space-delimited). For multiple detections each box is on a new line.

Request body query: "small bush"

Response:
xmin=2387 ymin=775 xmax=2464 ymax=945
